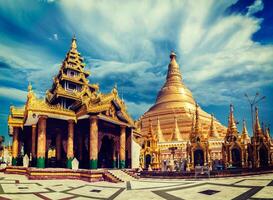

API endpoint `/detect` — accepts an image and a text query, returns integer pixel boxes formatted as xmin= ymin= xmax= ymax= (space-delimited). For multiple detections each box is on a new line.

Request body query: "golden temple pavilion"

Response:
xmin=138 ymin=52 xmax=273 ymax=170
xmin=8 ymin=36 xmax=135 ymax=169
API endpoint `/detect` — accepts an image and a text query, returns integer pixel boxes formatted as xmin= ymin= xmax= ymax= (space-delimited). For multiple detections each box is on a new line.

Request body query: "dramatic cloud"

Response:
xmin=0 ymin=87 xmax=27 ymax=102
xmin=247 ymin=0 xmax=264 ymax=16
xmin=0 ymin=0 xmax=272 ymax=135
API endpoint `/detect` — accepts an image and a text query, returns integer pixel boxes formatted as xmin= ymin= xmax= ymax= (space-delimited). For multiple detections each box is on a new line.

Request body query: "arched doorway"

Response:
xmin=98 ymin=136 xmax=114 ymax=168
xmin=194 ymin=149 xmax=204 ymax=166
xmin=259 ymin=145 xmax=268 ymax=167
xmin=231 ymin=148 xmax=241 ymax=167
xmin=145 ymin=154 xmax=151 ymax=169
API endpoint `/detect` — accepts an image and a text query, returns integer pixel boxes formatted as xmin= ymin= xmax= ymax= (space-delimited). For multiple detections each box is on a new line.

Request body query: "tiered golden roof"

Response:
xmin=139 ymin=52 xmax=226 ymax=141
xmin=8 ymin=36 xmax=134 ymax=131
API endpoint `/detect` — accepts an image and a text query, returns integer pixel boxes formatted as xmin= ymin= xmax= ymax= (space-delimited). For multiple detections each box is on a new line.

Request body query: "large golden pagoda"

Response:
xmin=139 ymin=52 xmax=227 ymax=169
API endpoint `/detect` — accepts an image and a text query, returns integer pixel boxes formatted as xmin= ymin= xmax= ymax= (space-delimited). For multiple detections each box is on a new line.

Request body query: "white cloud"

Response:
xmin=49 ymin=33 xmax=59 ymax=41
xmin=246 ymin=0 xmax=264 ymax=16
xmin=0 ymin=87 xmax=27 ymax=102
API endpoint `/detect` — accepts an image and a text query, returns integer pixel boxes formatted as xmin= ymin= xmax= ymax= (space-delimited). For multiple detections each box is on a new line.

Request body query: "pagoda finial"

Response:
xmin=254 ymin=106 xmax=263 ymax=137
xmin=172 ymin=115 xmax=182 ymax=141
xmin=156 ymin=117 xmax=164 ymax=142
xmin=71 ymin=35 xmax=77 ymax=50
xmin=28 ymin=82 xmax=32 ymax=92
xmin=194 ymin=103 xmax=200 ymax=136
xmin=228 ymin=104 xmax=238 ymax=136
xmin=241 ymin=119 xmax=250 ymax=141
xmin=265 ymin=127 xmax=270 ymax=140
xmin=164 ymin=51 xmax=182 ymax=87
xmin=209 ymin=113 xmax=218 ymax=138
xmin=148 ymin=118 xmax=154 ymax=137
xmin=170 ymin=50 xmax=177 ymax=60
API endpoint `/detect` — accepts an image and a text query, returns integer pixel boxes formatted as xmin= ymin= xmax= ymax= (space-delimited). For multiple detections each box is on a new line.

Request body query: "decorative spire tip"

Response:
xmin=170 ymin=51 xmax=177 ymax=60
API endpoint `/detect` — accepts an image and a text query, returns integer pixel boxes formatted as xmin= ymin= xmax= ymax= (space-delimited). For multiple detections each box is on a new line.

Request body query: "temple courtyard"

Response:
xmin=0 ymin=173 xmax=272 ymax=200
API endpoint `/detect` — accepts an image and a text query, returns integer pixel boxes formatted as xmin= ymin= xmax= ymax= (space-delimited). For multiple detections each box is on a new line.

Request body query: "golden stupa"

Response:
xmin=139 ymin=52 xmax=227 ymax=141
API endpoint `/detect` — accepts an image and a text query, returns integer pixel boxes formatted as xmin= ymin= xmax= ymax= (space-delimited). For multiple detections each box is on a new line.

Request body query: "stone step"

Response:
xmin=108 ymin=169 xmax=137 ymax=182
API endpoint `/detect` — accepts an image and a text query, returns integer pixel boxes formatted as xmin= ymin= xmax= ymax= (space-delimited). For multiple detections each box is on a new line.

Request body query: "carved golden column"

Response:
xmin=31 ymin=125 xmax=37 ymax=166
xmin=67 ymin=120 xmax=74 ymax=168
xmin=89 ymin=116 xmax=98 ymax=169
xmin=12 ymin=127 xmax=19 ymax=166
xmin=37 ymin=115 xmax=47 ymax=168
xmin=56 ymin=130 xmax=62 ymax=164
xmin=119 ymin=125 xmax=126 ymax=168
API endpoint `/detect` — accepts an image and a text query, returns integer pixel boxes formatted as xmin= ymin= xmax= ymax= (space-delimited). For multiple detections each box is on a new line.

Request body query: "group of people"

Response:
xmin=162 ymin=159 xmax=189 ymax=172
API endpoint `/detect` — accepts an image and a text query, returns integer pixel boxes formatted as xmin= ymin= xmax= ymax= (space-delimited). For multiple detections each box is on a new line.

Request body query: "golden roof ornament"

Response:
xmin=265 ymin=127 xmax=270 ymax=140
xmin=228 ymin=104 xmax=238 ymax=136
xmin=209 ymin=114 xmax=218 ymax=138
xmin=241 ymin=119 xmax=250 ymax=141
xmin=190 ymin=111 xmax=195 ymax=141
xmin=71 ymin=35 xmax=77 ymax=50
xmin=148 ymin=118 xmax=154 ymax=137
xmin=156 ymin=117 xmax=164 ymax=142
xmin=172 ymin=115 xmax=182 ymax=141
xmin=194 ymin=103 xmax=200 ymax=137
xmin=254 ymin=106 xmax=263 ymax=137
xmin=28 ymin=82 xmax=32 ymax=92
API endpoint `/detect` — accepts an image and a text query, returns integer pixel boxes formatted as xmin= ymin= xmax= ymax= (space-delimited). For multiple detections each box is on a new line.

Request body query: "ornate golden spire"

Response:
xmin=228 ymin=104 xmax=238 ymax=136
xmin=149 ymin=51 xmax=196 ymax=111
xmin=254 ymin=107 xmax=263 ymax=137
xmin=156 ymin=117 xmax=164 ymax=142
xmin=164 ymin=51 xmax=182 ymax=87
xmin=71 ymin=35 xmax=77 ymax=50
xmin=194 ymin=103 xmax=200 ymax=137
xmin=265 ymin=127 xmax=270 ymax=140
xmin=241 ymin=119 xmax=250 ymax=141
xmin=209 ymin=114 xmax=218 ymax=138
xmin=148 ymin=118 xmax=154 ymax=138
xmin=28 ymin=82 xmax=32 ymax=92
xmin=172 ymin=115 xmax=182 ymax=141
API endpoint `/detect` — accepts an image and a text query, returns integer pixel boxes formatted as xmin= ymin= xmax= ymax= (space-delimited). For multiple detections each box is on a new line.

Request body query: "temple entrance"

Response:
xmin=145 ymin=154 xmax=151 ymax=169
xmin=98 ymin=136 xmax=114 ymax=168
xmin=231 ymin=148 xmax=241 ymax=167
xmin=194 ymin=149 xmax=204 ymax=166
xmin=259 ymin=145 xmax=268 ymax=167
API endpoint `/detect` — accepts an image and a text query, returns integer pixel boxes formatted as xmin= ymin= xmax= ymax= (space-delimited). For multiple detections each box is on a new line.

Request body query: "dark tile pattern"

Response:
xmin=90 ymin=189 xmax=101 ymax=193
xmin=199 ymin=189 xmax=220 ymax=195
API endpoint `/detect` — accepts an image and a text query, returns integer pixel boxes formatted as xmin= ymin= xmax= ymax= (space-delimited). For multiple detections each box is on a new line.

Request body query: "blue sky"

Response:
xmin=0 ymin=0 xmax=273 ymax=144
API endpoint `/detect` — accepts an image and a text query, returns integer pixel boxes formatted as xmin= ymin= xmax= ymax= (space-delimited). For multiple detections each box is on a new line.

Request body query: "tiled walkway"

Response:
xmin=0 ymin=172 xmax=272 ymax=200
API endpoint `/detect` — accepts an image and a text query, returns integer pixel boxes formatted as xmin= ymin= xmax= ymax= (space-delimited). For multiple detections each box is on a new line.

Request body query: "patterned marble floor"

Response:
xmin=0 ymin=172 xmax=272 ymax=200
